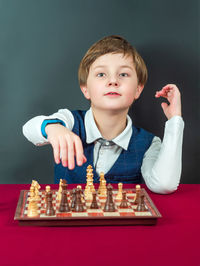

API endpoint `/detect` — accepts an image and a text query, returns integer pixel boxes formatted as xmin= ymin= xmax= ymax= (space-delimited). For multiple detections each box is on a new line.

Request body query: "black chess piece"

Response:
xmin=104 ymin=184 xmax=116 ymax=212
xmin=90 ymin=192 xmax=99 ymax=209
xmin=119 ymin=191 xmax=129 ymax=208
xmin=70 ymin=188 xmax=76 ymax=210
xmin=45 ymin=191 xmax=55 ymax=216
xmin=59 ymin=182 xmax=70 ymax=212
xmin=136 ymin=193 xmax=147 ymax=212
xmin=74 ymin=189 xmax=84 ymax=212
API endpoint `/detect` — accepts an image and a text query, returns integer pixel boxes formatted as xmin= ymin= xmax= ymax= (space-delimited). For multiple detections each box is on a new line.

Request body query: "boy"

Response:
xmin=23 ymin=35 xmax=184 ymax=194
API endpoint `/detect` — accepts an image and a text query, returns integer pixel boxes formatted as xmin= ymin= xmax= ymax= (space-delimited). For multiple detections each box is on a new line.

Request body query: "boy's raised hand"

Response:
xmin=45 ymin=124 xmax=87 ymax=169
xmin=155 ymin=84 xmax=182 ymax=120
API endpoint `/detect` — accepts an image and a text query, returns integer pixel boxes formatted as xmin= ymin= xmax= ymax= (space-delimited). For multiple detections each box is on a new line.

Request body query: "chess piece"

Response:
xmin=98 ymin=172 xmax=107 ymax=196
xmin=84 ymin=165 xmax=95 ymax=200
xmin=90 ymin=192 xmax=99 ymax=209
xmin=74 ymin=189 xmax=84 ymax=212
xmin=136 ymin=193 xmax=147 ymax=212
xmin=45 ymin=185 xmax=51 ymax=192
xmin=58 ymin=182 xmax=70 ymax=212
xmin=27 ymin=198 xmax=39 ymax=217
xmin=32 ymin=180 xmax=41 ymax=201
xmin=116 ymin=183 xmax=123 ymax=200
xmin=77 ymin=185 xmax=84 ymax=202
xmin=44 ymin=185 xmax=51 ymax=208
xmin=57 ymin=179 xmax=63 ymax=201
xmin=134 ymin=185 xmax=141 ymax=205
xmin=70 ymin=188 xmax=76 ymax=210
xmin=45 ymin=191 xmax=55 ymax=216
xmin=28 ymin=186 xmax=35 ymax=201
xmin=119 ymin=191 xmax=129 ymax=208
xmin=104 ymin=184 xmax=116 ymax=212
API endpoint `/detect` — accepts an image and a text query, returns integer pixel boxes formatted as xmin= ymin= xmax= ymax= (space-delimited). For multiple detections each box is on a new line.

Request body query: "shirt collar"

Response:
xmin=84 ymin=108 xmax=132 ymax=150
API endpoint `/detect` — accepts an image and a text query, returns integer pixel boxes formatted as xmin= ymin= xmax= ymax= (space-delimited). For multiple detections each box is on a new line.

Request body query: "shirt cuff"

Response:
xmin=41 ymin=119 xmax=66 ymax=138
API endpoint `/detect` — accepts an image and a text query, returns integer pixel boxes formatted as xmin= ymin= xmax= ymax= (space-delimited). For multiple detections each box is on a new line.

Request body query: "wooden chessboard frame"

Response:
xmin=14 ymin=188 xmax=162 ymax=226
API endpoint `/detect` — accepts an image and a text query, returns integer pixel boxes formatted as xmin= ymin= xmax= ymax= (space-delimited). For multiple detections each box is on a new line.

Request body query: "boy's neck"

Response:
xmin=91 ymin=107 xmax=128 ymax=140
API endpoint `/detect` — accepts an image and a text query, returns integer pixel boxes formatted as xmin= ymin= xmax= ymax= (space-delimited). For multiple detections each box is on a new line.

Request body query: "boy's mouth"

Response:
xmin=104 ymin=92 xmax=121 ymax=96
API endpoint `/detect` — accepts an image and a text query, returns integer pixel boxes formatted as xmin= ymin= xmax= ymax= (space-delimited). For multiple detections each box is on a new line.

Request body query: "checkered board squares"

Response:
xmin=15 ymin=187 xmax=162 ymax=226
xmin=21 ymin=189 xmax=153 ymax=218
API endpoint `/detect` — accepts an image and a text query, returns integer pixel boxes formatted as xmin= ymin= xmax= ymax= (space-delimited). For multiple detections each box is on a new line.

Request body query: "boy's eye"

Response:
xmin=97 ymin=73 xmax=105 ymax=77
xmin=120 ymin=73 xmax=128 ymax=77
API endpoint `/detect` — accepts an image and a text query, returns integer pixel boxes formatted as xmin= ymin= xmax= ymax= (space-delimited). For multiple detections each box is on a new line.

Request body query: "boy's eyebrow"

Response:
xmin=119 ymin=65 xmax=134 ymax=70
xmin=93 ymin=65 xmax=134 ymax=70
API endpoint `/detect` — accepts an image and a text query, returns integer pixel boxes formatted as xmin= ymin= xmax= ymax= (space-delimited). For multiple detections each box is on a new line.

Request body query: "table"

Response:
xmin=0 ymin=184 xmax=199 ymax=266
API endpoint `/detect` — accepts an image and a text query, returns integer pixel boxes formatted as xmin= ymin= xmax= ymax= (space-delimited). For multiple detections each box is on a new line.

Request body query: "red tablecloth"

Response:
xmin=0 ymin=184 xmax=199 ymax=266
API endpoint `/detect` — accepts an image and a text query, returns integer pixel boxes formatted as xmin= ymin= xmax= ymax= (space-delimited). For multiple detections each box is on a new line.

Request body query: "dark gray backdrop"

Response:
xmin=0 ymin=0 xmax=199 ymax=184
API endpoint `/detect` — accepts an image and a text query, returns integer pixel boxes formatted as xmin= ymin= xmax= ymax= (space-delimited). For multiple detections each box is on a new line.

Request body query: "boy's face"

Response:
xmin=81 ymin=53 xmax=143 ymax=114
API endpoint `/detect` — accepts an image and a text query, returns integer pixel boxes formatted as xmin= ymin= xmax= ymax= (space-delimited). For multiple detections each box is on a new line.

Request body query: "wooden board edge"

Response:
xmin=18 ymin=217 xmax=158 ymax=226
xmin=14 ymin=190 xmax=25 ymax=220
xmin=142 ymin=189 xmax=162 ymax=218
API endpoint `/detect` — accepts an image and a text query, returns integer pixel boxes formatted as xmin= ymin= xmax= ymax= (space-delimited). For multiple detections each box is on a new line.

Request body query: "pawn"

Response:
xmin=116 ymin=183 xmax=123 ymax=200
xmin=101 ymin=180 xmax=107 ymax=195
xmin=104 ymin=184 xmax=116 ymax=212
xmin=98 ymin=172 xmax=105 ymax=194
xmin=119 ymin=191 xmax=129 ymax=208
xmin=90 ymin=192 xmax=99 ymax=209
xmin=45 ymin=185 xmax=51 ymax=193
xmin=45 ymin=191 xmax=55 ymax=216
xmin=136 ymin=193 xmax=147 ymax=212
xmin=74 ymin=189 xmax=84 ymax=212
xmin=57 ymin=179 xmax=63 ymax=201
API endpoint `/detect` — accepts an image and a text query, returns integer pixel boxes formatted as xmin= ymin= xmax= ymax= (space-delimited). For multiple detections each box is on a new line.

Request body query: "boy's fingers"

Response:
xmin=161 ymin=102 xmax=168 ymax=112
xmin=156 ymin=84 xmax=180 ymax=100
xmin=66 ymin=137 xmax=75 ymax=170
xmin=59 ymin=138 xmax=68 ymax=167
xmin=74 ymin=137 xmax=85 ymax=166
xmin=51 ymin=140 xmax=60 ymax=164
xmin=155 ymin=87 xmax=173 ymax=98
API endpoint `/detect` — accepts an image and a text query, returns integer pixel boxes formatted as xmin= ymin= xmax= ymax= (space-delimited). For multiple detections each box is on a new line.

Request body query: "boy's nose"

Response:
xmin=108 ymin=80 xmax=119 ymax=87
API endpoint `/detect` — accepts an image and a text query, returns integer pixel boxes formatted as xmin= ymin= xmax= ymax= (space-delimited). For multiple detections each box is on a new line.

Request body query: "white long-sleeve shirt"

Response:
xmin=23 ymin=108 xmax=184 ymax=194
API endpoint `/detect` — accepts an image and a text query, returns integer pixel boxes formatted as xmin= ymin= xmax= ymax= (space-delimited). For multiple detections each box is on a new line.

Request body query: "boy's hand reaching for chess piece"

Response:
xmin=45 ymin=124 xmax=87 ymax=169
xmin=155 ymin=84 xmax=182 ymax=120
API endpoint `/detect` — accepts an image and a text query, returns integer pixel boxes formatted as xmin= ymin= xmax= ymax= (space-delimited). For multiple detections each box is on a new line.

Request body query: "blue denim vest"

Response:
xmin=54 ymin=110 xmax=154 ymax=184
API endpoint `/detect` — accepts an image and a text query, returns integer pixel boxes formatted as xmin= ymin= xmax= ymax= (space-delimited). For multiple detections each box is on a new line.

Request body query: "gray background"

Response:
xmin=0 ymin=0 xmax=199 ymax=184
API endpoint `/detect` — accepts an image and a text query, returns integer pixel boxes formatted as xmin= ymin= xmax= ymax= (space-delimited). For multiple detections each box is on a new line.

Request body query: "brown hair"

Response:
xmin=78 ymin=35 xmax=148 ymax=86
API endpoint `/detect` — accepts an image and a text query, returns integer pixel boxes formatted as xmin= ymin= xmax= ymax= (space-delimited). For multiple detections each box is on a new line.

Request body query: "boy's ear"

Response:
xmin=135 ymin=84 xmax=144 ymax=100
xmin=80 ymin=86 xmax=90 ymax=100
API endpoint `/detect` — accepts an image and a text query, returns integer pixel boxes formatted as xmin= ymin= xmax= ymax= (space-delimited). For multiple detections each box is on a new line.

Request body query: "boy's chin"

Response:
xmin=92 ymin=106 xmax=130 ymax=114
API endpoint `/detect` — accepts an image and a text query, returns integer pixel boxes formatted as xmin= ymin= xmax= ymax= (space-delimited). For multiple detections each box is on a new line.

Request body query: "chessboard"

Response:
xmin=14 ymin=186 xmax=161 ymax=226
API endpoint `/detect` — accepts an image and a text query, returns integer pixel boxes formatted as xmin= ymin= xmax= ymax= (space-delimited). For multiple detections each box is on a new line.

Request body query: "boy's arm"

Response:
xmin=141 ymin=116 xmax=184 ymax=194
xmin=141 ymin=84 xmax=184 ymax=194
xmin=23 ymin=108 xmax=87 ymax=169
xmin=22 ymin=109 xmax=74 ymax=146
